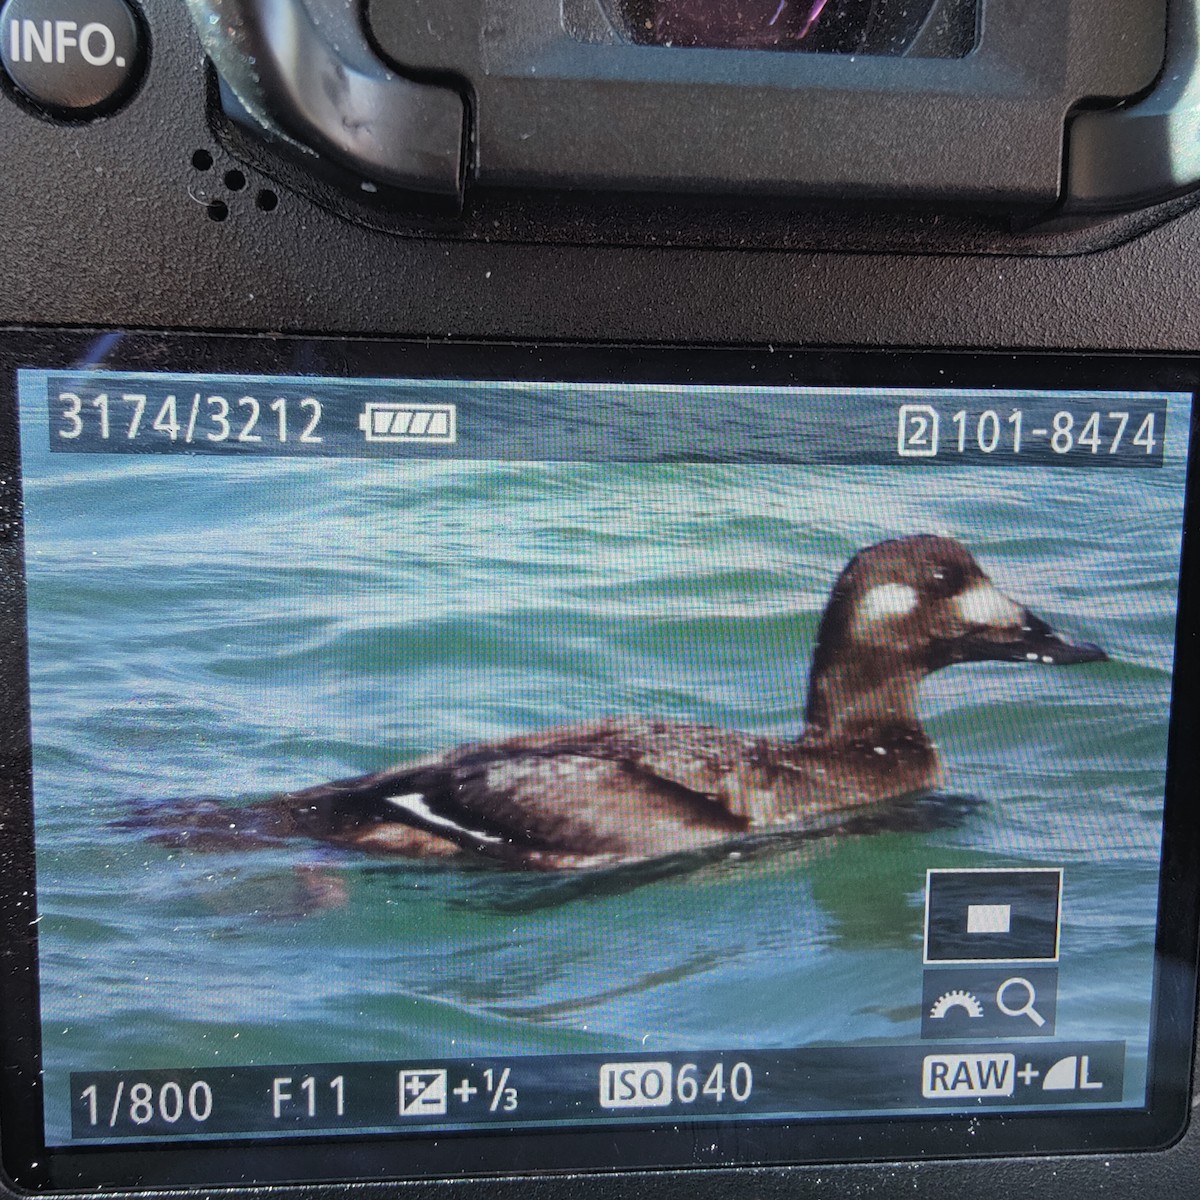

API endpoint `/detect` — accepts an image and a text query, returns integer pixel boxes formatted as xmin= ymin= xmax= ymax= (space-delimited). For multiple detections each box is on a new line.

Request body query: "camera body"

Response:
xmin=2 ymin=2 xmax=1200 ymax=1198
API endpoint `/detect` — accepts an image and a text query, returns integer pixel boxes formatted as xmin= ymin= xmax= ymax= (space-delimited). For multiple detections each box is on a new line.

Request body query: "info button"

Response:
xmin=924 ymin=869 xmax=1062 ymax=964
xmin=1 ymin=0 xmax=145 ymax=117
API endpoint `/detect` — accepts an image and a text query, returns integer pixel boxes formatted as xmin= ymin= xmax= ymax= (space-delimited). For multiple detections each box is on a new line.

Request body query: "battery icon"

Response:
xmin=358 ymin=402 xmax=456 ymax=444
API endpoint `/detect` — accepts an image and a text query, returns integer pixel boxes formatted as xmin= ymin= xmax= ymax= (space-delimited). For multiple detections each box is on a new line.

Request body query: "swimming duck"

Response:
xmin=237 ymin=535 xmax=1106 ymax=870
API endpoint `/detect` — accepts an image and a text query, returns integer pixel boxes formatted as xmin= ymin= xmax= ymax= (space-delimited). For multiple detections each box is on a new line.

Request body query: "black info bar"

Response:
xmin=70 ymin=1041 xmax=1126 ymax=1141
xmin=35 ymin=370 xmax=1170 ymax=467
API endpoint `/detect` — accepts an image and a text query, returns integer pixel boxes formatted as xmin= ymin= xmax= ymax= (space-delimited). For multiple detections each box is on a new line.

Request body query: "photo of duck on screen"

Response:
xmin=126 ymin=531 xmax=1108 ymax=869
xmin=17 ymin=374 xmax=1190 ymax=1141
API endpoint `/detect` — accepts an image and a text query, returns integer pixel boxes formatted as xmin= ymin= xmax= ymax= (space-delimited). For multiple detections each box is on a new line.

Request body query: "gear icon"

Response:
xmin=929 ymin=989 xmax=984 ymax=1019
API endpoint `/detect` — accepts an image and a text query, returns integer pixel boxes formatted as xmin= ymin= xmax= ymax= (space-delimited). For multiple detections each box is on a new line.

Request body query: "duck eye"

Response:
xmin=928 ymin=562 xmax=964 ymax=596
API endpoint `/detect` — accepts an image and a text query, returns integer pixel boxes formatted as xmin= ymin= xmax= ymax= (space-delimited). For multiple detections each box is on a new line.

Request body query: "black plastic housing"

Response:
xmin=364 ymin=0 xmax=1162 ymax=205
xmin=2 ymin=1 xmax=1200 ymax=1200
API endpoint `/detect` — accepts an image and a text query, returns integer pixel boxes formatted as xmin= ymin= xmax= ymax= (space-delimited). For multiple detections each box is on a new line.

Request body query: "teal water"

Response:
xmin=20 ymin=387 xmax=1190 ymax=1143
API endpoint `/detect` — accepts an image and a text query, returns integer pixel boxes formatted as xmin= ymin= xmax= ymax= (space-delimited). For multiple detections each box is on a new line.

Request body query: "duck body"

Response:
xmin=263 ymin=715 xmax=941 ymax=869
xmin=239 ymin=535 xmax=1106 ymax=870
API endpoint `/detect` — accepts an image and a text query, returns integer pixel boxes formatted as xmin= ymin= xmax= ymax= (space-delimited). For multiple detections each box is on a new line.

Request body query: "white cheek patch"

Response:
xmin=860 ymin=583 xmax=919 ymax=623
xmin=955 ymin=583 xmax=1022 ymax=628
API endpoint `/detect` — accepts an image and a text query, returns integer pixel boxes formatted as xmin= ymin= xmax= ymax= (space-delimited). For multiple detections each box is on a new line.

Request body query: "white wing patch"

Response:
xmin=860 ymin=582 xmax=919 ymax=622
xmin=955 ymin=583 xmax=1022 ymax=628
xmin=385 ymin=793 xmax=505 ymax=845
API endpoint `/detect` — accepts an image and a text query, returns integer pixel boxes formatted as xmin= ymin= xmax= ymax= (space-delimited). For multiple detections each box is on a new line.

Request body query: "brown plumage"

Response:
xmin=208 ymin=535 xmax=1106 ymax=869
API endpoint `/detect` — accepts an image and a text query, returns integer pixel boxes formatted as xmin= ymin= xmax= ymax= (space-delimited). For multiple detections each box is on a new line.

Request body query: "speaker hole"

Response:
xmin=207 ymin=199 xmax=229 ymax=222
xmin=256 ymin=189 xmax=278 ymax=212
xmin=192 ymin=149 xmax=213 ymax=171
xmin=224 ymin=169 xmax=247 ymax=191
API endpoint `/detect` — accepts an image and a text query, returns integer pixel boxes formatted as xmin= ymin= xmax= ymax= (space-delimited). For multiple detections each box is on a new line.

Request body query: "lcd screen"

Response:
xmin=1 ymin=337 xmax=1196 ymax=1189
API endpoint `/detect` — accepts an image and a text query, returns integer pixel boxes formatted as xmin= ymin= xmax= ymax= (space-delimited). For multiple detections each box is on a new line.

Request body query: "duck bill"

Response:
xmin=956 ymin=608 xmax=1108 ymax=666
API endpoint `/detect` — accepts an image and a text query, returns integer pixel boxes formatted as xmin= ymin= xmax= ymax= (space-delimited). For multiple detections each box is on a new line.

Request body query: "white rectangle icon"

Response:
xmin=923 ymin=867 xmax=1063 ymax=964
xmin=966 ymin=903 xmax=1012 ymax=934
xmin=358 ymin=402 xmax=456 ymax=444
xmin=598 ymin=1062 xmax=674 ymax=1109
xmin=897 ymin=404 xmax=939 ymax=457
xmin=922 ymin=1054 xmax=1015 ymax=1099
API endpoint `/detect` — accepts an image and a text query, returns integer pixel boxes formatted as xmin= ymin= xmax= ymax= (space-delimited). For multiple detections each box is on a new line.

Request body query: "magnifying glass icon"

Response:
xmin=996 ymin=977 xmax=1046 ymax=1027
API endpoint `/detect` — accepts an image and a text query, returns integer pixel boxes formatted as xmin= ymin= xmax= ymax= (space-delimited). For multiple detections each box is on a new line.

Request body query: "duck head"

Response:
xmin=803 ymin=535 xmax=1107 ymax=747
